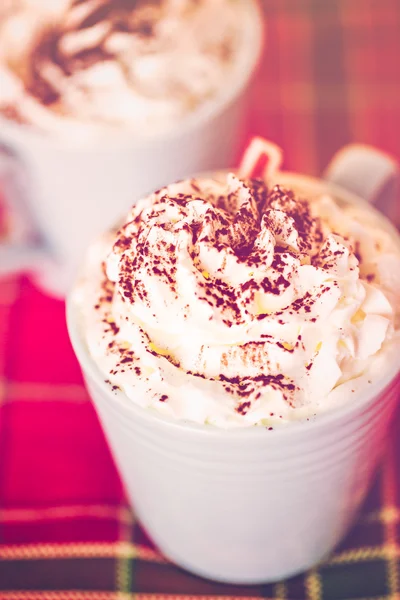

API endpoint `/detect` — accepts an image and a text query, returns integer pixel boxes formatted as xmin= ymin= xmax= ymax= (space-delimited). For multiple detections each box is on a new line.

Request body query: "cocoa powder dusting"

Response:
xmin=93 ymin=173 xmax=357 ymax=417
xmin=22 ymin=0 xmax=166 ymax=105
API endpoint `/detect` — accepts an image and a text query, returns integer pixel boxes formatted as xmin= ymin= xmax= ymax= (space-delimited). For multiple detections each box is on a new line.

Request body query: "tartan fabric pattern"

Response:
xmin=1 ymin=0 xmax=400 ymax=598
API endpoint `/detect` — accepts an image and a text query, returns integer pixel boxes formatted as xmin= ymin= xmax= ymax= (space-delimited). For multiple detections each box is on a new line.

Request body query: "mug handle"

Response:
xmin=324 ymin=144 xmax=400 ymax=226
xmin=0 ymin=143 xmax=48 ymax=277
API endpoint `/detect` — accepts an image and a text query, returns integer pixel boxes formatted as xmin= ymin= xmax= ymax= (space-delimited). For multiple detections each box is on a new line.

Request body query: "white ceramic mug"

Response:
xmin=0 ymin=0 xmax=263 ymax=297
xmin=67 ymin=144 xmax=400 ymax=584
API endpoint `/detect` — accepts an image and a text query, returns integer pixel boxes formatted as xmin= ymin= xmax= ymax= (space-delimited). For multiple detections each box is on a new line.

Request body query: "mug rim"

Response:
xmin=66 ymin=169 xmax=400 ymax=439
xmin=0 ymin=0 xmax=264 ymax=152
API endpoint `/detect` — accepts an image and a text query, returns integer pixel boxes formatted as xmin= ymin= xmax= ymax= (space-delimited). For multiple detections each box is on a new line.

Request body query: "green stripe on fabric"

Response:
xmin=0 ymin=558 xmax=117 ymax=591
xmin=133 ymin=559 xmax=267 ymax=596
xmin=320 ymin=560 xmax=390 ymax=599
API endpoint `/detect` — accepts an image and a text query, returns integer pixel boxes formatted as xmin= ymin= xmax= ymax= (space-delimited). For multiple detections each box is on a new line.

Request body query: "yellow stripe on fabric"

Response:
xmin=0 ymin=504 xmax=132 ymax=523
xmin=274 ymin=582 xmax=287 ymax=599
xmin=363 ymin=507 xmax=400 ymax=524
xmin=3 ymin=382 xmax=89 ymax=403
xmin=116 ymin=506 xmax=135 ymax=596
xmin=0 ymin=542 xmax=165 ymax=563
xmin=0 ymin=377 xmax=6 ymax=406
xmin=382 ymin=441 xmax=399 ymax=597
xmin=0 ymin=277 xmax=20 ymax=403
xmin=329 ymin=545 xmax=400 ymax=565
xmin=305 ymin=569 xmax=322 ymax=600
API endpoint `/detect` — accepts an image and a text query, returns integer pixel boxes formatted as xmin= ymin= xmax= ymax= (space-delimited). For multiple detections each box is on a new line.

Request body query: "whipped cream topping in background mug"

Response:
xmin=68 ymin=139 xmax=400 ymax=584
xmin=0 ymin=0 xmax=263 ymax=296
xmin=0 ymin=0 xmax=244 ymax=140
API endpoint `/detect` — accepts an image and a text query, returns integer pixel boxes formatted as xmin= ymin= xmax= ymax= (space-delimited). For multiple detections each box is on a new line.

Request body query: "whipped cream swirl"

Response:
xmin=77 ymin=174 xmax=400 ymax=428
xmin=0 ymin=0 xmax=246 ymax=139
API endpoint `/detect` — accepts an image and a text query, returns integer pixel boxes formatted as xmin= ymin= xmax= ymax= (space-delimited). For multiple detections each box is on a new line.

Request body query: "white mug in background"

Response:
xmin=0 ymin=0 xmax=263 ymax=297
xmin=67 ymin=144 xmax=400 ymax=584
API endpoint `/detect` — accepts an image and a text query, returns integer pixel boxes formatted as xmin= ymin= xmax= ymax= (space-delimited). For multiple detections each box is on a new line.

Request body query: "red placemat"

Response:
xmin=1 ymin=1 xmax=400 ymax=598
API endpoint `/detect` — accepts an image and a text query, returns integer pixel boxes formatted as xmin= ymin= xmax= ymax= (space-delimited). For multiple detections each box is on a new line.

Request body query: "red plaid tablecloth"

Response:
xmin=1 ymin=1 xmax=400 ymax=598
